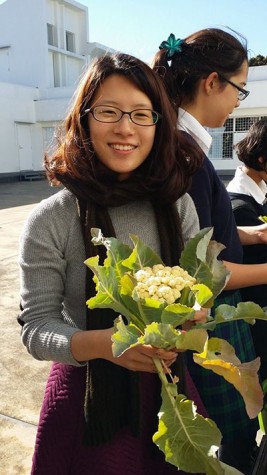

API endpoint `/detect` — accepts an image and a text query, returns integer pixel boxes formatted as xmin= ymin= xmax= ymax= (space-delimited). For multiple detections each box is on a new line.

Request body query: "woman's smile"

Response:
xmin=109 ymin=143 xmax=138 ymax=152
xmin=88 ymin=74 xmax=156 ymax=179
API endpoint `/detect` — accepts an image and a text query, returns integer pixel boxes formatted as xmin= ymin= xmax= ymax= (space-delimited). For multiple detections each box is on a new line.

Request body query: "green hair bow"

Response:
xmin=159 ymin=33 xmax=184 ymax=58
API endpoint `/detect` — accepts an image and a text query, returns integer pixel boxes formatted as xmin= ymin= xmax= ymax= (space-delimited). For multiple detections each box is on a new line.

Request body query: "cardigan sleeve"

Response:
xmin=176 ymin=193 xmax=200 ymax=242
xmin=19 ymin=190 xmax=87 ymax=366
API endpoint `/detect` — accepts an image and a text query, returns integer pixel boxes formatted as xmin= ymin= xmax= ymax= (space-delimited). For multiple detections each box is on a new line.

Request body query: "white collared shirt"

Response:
xmin=178 ymin=108 xmax=212 ymax=156
xmin=227 ymin=166 xmax=267 ymax=205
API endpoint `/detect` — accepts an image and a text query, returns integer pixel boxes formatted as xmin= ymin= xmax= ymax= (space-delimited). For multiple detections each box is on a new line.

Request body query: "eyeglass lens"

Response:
xmin=92 ymin=106 xmax=158 ymax=125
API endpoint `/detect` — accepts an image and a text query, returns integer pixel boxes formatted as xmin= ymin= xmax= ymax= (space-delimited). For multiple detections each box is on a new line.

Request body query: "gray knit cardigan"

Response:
xmin=19 ymin=189 xmax=199 ymax=366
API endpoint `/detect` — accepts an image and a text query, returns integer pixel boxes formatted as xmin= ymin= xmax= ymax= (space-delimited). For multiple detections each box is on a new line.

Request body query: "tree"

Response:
xmin=249 ymin=55 xmax=267 ymax=66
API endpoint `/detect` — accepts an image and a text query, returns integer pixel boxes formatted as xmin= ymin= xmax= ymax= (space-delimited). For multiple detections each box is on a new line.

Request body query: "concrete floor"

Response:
xmin=0 ymin=180 xmax=60 ymax=474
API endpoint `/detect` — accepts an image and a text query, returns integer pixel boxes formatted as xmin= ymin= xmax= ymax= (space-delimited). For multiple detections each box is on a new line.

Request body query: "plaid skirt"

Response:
xmin=186 ymin=290 xmax=259 ymax=443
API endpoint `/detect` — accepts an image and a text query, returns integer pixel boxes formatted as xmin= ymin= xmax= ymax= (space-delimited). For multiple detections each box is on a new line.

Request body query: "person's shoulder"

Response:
xmin=176 ymin=192 xmax=195 ymax=213
xmin=191 ymin=155 xmax=219 ymax=188
xmin=24 ymin=188 xmax=77 ymax=227
xmin=177 ymin=192 xmax=192 ymax=205
xmin=34 ymin=188 xmax=75 ymax=212
xmin=198 ymin=155 xmax=217 ymax=176
xmin=176 ymin=193 xmax=200 ymax=238
xmin=228 ymin=192 xmax=259 ymax=212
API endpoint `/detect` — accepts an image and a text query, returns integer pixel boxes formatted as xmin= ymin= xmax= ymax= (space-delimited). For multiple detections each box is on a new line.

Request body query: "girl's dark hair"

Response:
xmin=44 ymin=53 xmax=202 ymax=202
xmin=152 ymin=28 xmax=248 ymax=108
xmin=235 ymin=118 xmax=267 ymax=171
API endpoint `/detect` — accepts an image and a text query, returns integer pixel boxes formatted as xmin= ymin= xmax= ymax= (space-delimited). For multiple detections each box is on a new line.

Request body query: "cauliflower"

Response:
xmin=134 ymin=264 xmax=196 ymax=304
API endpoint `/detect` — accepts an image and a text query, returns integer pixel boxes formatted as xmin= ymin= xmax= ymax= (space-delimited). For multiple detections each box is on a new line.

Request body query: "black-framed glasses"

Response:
xmin=84 ymin=105 xmax=162 ymax=126
xmin=218 ymin=74 xmax=250 ymax=101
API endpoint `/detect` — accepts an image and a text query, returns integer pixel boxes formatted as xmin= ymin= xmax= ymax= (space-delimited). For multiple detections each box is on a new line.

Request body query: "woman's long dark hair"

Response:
xmin=44 ymin=53 xmax=202 ymax=203
xmin=152 ymin=28 xmax=248 ymax=108
xmin=235 ymin=118 xmax=267 ymax=171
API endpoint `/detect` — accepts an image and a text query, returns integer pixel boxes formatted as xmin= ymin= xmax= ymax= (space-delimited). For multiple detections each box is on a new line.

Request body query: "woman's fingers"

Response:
xmin=193 ymin=307 xmax=209 ymax=323
xmin=114 ymin=345 xmax=178 ymax=373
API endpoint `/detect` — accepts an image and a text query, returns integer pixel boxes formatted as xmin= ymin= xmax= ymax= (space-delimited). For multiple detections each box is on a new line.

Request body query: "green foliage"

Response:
xmin=153 ymin=385 xmax=223 ymax=474
xmin=85 ymin=227 xmax=267 ymax=474
xmin=249 ymin=55 xmax=267 ymax=66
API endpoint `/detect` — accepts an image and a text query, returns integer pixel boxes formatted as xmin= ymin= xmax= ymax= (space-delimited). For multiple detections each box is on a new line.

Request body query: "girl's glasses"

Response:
xmin=218 ymin=74 xmax=250 ymax=101
xmin=85 ymin=105 xmax=162 ymax=126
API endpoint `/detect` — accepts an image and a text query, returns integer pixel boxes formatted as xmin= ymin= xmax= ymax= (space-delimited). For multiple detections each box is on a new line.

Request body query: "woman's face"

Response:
xmin=88 ymin=74 xmax=156 ymax=180
xmin=202 ymin=60 xmax=249 ymax=128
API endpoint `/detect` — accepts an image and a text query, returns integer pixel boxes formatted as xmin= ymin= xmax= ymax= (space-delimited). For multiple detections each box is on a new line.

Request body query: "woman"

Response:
xmin=227 ymin=118 xmax=267 ymax=382
xmin=152 ymin=28 xmax=265 ymax=473
xmin=19 ymin=53 xmax=205 ymax=475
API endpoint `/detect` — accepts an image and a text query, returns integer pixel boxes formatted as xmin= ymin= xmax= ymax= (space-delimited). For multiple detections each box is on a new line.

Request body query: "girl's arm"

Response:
xmin=223 ymin=260 xmax=267 ymax=290
xmin=237 ymin=223 xmax=267 ymax=245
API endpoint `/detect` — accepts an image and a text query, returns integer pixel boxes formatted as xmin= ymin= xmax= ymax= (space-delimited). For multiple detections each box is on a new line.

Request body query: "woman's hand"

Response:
xmin=193 ymin=307 xmax=209 ymax=324
xmin=107 ymin=337 xmax=178 ymax=373
xmin=112 ymin=345 xmax=178 ymax=373
xmin=182 ymin=307 xmax=209 ymax=331
xmin=71 ymin=327 xmax=177 ymax=373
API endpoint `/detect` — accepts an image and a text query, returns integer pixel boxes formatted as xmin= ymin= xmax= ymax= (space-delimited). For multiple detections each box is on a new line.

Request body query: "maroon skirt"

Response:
xmin=31 ymin=362 xmax=207 ymax=474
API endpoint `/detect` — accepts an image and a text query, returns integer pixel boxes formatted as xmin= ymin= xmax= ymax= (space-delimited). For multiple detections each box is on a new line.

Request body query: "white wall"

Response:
xmin=0 ymin=0 xmax=99 ymax=178
xmin=0 ymin=0 xmax=49 ymax=88
xmin=0 ymin=83 xmax=40 ymax=173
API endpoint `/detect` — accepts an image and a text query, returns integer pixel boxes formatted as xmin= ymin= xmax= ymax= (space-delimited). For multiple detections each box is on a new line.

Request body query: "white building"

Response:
xmin=207 ymin=65 xmax=267 ymax=178
xmin=0 ymin=0 xmax=266 ymax=180
xmin=0 ymin=0 xmax=113 ymax=181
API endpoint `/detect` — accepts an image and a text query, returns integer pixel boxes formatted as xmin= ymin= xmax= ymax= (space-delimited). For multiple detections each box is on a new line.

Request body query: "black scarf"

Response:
xmin=65 ymin=176 xmax=186 ymax=446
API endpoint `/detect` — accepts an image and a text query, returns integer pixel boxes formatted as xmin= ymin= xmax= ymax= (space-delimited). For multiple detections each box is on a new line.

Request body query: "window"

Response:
xmin=66 ymin=31 xmax=75 ymax=53
xmin=207 ymin=119 xmax=233 ymax=160
xmin=47 ymin=23 xmax=58 ymax=47
xmin=222 ymin=118 xmax=234 ymax=159
xmin=42 ymin=127 xmax=57 ymax=156
xmin=235 ymin=117 xmax=260 ymax=132
xmin=207 ymin=116 xmax=267 ymax=160
xmin=52 ymin=53 xmax=60 ymax=87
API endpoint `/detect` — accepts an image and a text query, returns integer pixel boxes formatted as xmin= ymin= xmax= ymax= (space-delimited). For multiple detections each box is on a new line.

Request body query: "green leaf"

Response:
xmin=125 ymin=295 xmax=164 ymax=325
xmin=175 ymin=328 xmax=208 ymax=353
xmin=193 ymin=338 xmax=263 ymax=418
xmin=180 ymin=227 xmax=230 ymax=303
xmin=153 ymin=384 xmax=223 ymax=474
xmin=138 ymin=323 xmax=208 ymax=353
xmin=85 ymin=258 xmax=124 ymax=310
xmin=120 ymin=273 xmax=135 ymax=296
xmin=191 ymin=283 xmax=213 ymax=307
xmin=180 ymin=228 xmax=213 ymax=287
xmin=122 ymin=234 xmax=163 ymax=271
xmin=161 ymin=303 xmax=195 ymax=327
xmin=214 ymin=301 xmax=267 ymax=325
xmin=112 ymin=316 xmax=142 ymax=357
xmin=205 ymin=240 xmax=231 ymax=299
xmin=91 ymin=228 xmax=132 ymax=268
xmin=85 ymin=255 xmax=142 ymax=327
xmin=138 ymin=322 xmax=182 ymax=349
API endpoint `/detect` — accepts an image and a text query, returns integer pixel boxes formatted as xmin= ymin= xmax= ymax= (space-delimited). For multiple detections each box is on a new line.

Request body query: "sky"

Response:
xmin=83 ymin=0 xmax=267 ymax=63
xmin=0 ymin=0 xmax=266 ymax=63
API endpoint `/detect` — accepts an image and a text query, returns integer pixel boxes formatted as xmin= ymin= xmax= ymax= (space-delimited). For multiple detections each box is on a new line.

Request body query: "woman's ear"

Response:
xmin=258 ymin=156 xmax=265 ymax=170
xmin=203 ymin=72 xmax=219 ymax=95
